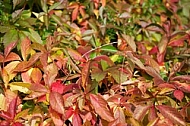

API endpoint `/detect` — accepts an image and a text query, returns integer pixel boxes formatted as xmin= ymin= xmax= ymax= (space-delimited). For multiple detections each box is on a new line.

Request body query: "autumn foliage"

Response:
xmin=0 ymin=0 xmax=190 ymax=125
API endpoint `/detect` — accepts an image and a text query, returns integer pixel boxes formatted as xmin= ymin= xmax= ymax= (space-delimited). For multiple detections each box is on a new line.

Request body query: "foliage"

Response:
xmin=0 ymin=0 xmax=190 ymax=125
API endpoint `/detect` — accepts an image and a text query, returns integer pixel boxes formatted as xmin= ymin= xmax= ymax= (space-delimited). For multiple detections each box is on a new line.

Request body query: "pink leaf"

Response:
xmin=149 ymin=46 xmax=158 ymax=55
xmin=173 ymin=90 xmax=184 ymax=101
xmin=148 ymin=106 xmax=157 ymax=121
xmin=171 ymin=75 xmax=190 ymax=82
xmin=90 ymin=94 xmax=114 ymax=122
xmin=21 ymin=37 xmax=31 ymax=61
xmin=156 ymin=105 xmax=186 ymax=126
xmin=72 ymin=112 xmax=82 ymax=126
xmin=49 ymin=92 xmax=65 ymax=115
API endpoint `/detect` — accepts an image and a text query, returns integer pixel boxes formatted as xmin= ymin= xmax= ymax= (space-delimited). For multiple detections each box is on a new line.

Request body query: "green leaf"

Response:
xmin=100 ymin=45 xmax=117 ymax=53
xmin=23 ymin=28 xmax=43 ymax=44
xmin=0 ymin=26 xmax=10 ymax=33
xmin=9 ymin=82 xmax=31 ymax=94
xmin=3 ymin=29 xmax=19 ymax=47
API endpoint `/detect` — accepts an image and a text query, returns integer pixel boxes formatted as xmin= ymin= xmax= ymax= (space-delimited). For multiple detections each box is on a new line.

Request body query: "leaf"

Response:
xmin=91 ymin=68 xmax=107 ymax=82
xmin=49 ymin=92 xmax=65 ymax=115
xmin=13 ymin=61 xmax=30 ymax=72
xmin=0 ymin=94 xmax=6 ymax=111
xmin=4 ymin=61 xmax=20 ymax=81
xmin=3 ymin=29 xmax=19 ymax=47
xmin=30 ymin=68 xmax=42 ymax=84
xmin=67 ymin=48 xmax=86 ymax=62
xmin=93 ymin=55 xmax=114 ymax=66
xmin=148 ymin=106 xmax=157 ymax=121
xmin=50 ymin=80 xmax=64 ymax=94
xmin=4 ymin=41 xmax=18 ymax=57
xmin=49 ymin=107 xmax=64 ymax=126
xmin=0 ymin=26 xmax=10 ymax=33
xmin=44 ymin=63 xmax=58 ymax=86
xmin=72 ymin=112 xmax=82 ymax=126
xmin=109 ymin=68 xmax=128 ymax=83
xmin=0 ymin=54 xmax=4 ymax=62
xmin=121 ymin=34 xmax=136 ymax=52
xmin=133 ymin=105 xmax=150 ymax=121
xmin=31 ymin=43 xmax=46 ymax=52
xmin=173 ymin=81 xmax=190 ymax=93
xmin=145 ymin=66 xmax=164 ymax=85
xmin=23 ymin=29 xmax=43 ymax=44
xmin=100 ymin=45 xmax=118 ymax=53
xmin=158 ymin=35 xmax=168 ymax=54
xmin=156 ymin=105 xmax=186 ymax=126
xmin=7 ymin=96 xmax=18 ymax=119
xmin=90 ymin=94 xmax=114 ymax=122
xmin=13 ymin=0 xmax=22 ymax=9
xmin=171 ymin=75 xmax=190 ymax=81
xmin=9 ymin=82 xmax=31 ymax=94
xmin=113 ymin=107 xmax=125 ymax=124
xmin=81 ymin=61 xmax=91 ymax=89
xmin=21 ymin=37 xmax=31 ymax=61
xmin=4 ymin=52 xmax=21 ymax=62
xmin=173 ymin=90 xmax=184 ymax=101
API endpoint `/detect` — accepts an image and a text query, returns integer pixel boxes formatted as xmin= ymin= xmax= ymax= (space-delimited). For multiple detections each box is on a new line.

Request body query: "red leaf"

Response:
xmin=49 ymin=107 xmax=64 ymax=126
xmin=168 ymin=39 xmax=184 ymax=47
xmin=71 ymin=5 xmax=79 ymax=21
xmin=72 ymin=112 xmax=82 ymax=126
xmin=49 ymin=92 xmax=65 ymax=115
xmin=0 ymin=111 xmax=12 ymax=120
xmin=0 ymin=120 xmax=10 ymax=126
xmin=149 ymin=46 xmax=158 ymax=55
xmin=81 ymin=61 xmax=90 ymax=89
xmin=148 ymin=106 xmax=157 ymax=121
xmin=67 ymin=48 xmax=86 ymax=62
xmin=12 ymin=122 xmax=23 ymax=126
xmin=4 ymin=52 xmax=21 ymax=62
xmin=90 ymin=94 xmax=114 ymax=122
xmin=93 ymin=55 xmax=114 ymax=66
xmin=171 ymin=75 xmax=190 ymax=82
xmin=156 ymin=105 xmax=186 ymax=126
xmin=133 ymin=105 xmax=150 ymax=121
xmin=0 ymin=53 xmax=4 ymax=62
xmin=173 ymin=90 xmax=184 ymax=101
xmin=21 ymin=37 xmax=31 ymax=61
xmin=173 ymin=81 xmax=190 ymax=93
xmin=51 ymin=80 xmax=64 ymax=94
xmin=157 ymin=52 xmax=165 ymax=65
xmin=4 ymin=41 xmax=17 ymax=57
xmin=8 ymin=96 xmax=18 ymax=119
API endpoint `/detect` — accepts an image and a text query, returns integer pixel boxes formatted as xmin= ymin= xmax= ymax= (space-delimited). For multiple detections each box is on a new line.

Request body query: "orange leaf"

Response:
xmin=21 ymin=37 xmax=31 ymax=61
xmin=49 ymin=92 xmax=65 ymax=115
xmin=4 ymin=52 xmax=21 ymax=62
xmin=72 ymin=5 xmax=79 ymax=21
xmin=49 ymin=107 xmax=64 ymax=126
xmin=31 ymin=68 xmax=42 ymax=84
xmin=0 ymin=54 xmax=4 ymax=62
xmin=133 ymin=105 xmax=150 ymax=121
xmin=90 ymin=94 xmax=114 ymax=122
xmin=4 ymin=41 xmax=17 ymax=57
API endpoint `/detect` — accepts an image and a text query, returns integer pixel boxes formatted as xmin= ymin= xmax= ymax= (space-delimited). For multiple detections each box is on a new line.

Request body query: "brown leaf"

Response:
xmin=90 ymin=94 xmax=114 ymax=122
xmin=81 ymin=61 xmax=90 ymax=89
xmin=93 ymin=55 xmax=114 ymax=66
xmin=49 ymin=92 xmax=65 ymax=115
xmin=171 ymin=75 xmax=190 ymax=82
xmin=156 ymin=105 xmax=186 ymax=126
xmin=0 ymin=53 xmax=4 ymax=62
xmin=13 ymin=61 xmax=30 ymax=72
xmin=158 ymin=35 xmax=168 ymax=54
xmin=21 ymin=37 xmax=31 ymax=61
xmin=122 ymin=34 xmax=136 ymax=52
xmin=133 ymin=105 xmax=150 ymax=121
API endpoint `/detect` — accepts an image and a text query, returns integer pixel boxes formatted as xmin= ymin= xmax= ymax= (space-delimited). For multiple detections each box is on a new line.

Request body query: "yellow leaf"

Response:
xmin=0 ymin=94 xmax=7 ymax=110
xmin=9 ymin=82 xmax=31 ymax=94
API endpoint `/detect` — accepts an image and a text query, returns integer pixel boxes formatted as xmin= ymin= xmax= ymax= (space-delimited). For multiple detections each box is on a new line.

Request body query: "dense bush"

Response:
xmin=0 ymin=0 xmax=190 ymax=125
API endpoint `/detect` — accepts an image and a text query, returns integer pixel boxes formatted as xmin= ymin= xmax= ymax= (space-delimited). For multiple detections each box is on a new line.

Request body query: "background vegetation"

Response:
xmin=0 ymin=0 xmax=190 ymax=125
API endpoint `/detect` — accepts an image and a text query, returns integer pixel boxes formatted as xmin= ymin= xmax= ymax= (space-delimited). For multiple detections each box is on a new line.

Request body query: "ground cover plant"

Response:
xmin=0 ymin=0 xmax=190 ymax=125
